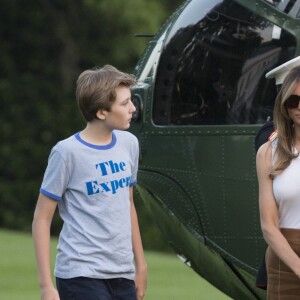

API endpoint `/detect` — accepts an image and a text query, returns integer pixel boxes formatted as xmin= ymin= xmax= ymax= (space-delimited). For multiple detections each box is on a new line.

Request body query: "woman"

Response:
xmin=257 ymin=65 xmax=300 ymax=299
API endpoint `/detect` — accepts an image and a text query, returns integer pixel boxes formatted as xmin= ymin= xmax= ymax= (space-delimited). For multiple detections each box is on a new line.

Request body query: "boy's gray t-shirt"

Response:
xmin=40 ymin=130 xmax=139 ymax=280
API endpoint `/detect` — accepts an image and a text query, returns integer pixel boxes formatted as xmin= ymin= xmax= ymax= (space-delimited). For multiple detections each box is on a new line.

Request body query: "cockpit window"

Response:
xmin=263 ymin=0 xmax=300 ymax=18
xmin=152 ymin=0 xmax=296 ymax=125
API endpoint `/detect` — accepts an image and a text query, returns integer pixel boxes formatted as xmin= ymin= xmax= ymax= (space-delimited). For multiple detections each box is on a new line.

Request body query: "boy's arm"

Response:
xmin=32 ymin=193 xmax=60 ymax=300
xmin=130 ymin=187 xmax=147 ymax=300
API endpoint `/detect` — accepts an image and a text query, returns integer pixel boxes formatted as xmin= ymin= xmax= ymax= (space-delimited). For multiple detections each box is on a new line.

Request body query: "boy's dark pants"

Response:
xmin=56 ymin=276 xmax=137 ymax=300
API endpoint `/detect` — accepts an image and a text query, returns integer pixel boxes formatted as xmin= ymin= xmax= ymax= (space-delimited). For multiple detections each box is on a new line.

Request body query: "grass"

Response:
xmin=0 ymin=229 xmax=231 ymax=300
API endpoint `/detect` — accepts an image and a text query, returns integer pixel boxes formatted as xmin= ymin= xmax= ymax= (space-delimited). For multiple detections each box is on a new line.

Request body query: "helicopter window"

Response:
xmin=152 ymin=0 xmax=296 ymax=125
xmin=265 ymin=0 xmax=300 ymax=18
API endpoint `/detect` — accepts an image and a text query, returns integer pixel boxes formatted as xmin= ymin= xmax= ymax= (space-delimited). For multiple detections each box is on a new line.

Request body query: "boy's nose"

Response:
xmin=130 ymin=101 xmax=136 ymax=112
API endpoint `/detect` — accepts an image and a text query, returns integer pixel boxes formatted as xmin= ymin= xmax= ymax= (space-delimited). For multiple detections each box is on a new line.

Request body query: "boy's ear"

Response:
xmin=96 ymin=109 xmax=107 ymax=120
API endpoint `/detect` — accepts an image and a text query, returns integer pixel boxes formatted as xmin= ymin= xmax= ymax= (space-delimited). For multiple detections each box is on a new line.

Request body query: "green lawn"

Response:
xmin=0 ymin=229 xmax=231 ymax=300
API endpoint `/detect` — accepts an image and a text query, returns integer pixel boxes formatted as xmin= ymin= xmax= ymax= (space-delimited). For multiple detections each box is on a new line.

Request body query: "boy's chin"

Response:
xmin=115 ymin=124 xmax=130 ymax=131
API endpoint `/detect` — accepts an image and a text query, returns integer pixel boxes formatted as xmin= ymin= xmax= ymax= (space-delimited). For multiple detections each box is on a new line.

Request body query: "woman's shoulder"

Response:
xmin=257 ymin=140 xmax=272 ymax=154
xmin=256 ymin=140 xmax=273 ymax=167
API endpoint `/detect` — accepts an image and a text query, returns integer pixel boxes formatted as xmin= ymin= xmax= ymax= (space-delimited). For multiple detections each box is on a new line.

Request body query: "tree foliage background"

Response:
xmin=0 ymin=0 xmax=183 ymax=251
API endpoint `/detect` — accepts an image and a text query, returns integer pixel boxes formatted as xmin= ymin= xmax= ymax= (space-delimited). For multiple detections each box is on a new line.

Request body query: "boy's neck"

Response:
xmin=80 ymin=122 xmax=113 ymax=146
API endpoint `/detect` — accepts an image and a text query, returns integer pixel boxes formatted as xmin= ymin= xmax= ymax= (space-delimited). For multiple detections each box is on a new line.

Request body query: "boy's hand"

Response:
xmin=135 ymin=266 xmax=147 ymax=300
xmin=40 ymin=286 xmax=60 ymax=300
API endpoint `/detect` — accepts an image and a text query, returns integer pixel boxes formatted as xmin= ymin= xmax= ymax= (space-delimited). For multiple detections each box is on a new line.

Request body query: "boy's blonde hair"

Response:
xmin=76 ymin=65 xmax=136 ymax=122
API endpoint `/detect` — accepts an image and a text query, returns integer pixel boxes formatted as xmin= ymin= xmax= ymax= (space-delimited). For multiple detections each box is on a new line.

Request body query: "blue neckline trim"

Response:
xmin=74 ymin=131 xmax=116 ymax=150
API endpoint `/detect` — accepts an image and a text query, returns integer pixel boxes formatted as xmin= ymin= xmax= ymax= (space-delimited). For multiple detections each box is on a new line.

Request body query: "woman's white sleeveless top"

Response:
xmin=273 ymin=140 xmax=300 ymax=229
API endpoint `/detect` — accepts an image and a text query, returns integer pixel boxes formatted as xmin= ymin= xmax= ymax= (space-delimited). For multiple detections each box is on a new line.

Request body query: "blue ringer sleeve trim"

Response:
xmin=130 ymin=180 xmax=137 ymax=187
xmin=40 ymin=188 xmax=61 ymax=201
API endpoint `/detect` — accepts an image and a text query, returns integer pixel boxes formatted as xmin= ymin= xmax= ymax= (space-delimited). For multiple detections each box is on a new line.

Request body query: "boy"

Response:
xmin=32 ymin=65 xmax=147 ymax=300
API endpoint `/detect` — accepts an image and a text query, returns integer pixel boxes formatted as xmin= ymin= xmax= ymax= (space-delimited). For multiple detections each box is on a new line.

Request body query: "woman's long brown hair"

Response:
xmin=270 ymin=66 xmax=300 ymax=178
